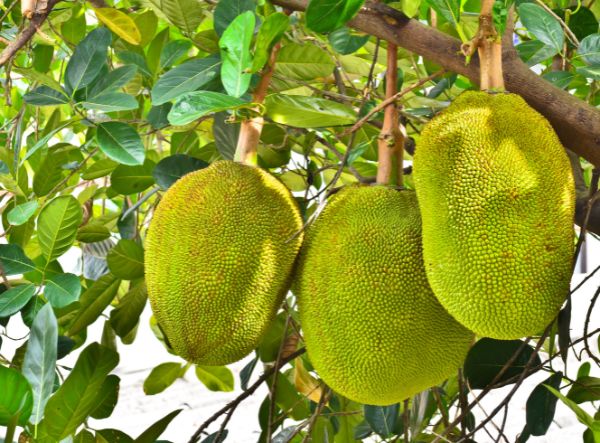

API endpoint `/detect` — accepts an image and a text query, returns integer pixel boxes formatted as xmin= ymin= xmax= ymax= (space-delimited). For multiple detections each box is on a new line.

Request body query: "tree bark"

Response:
xmin=272 ymin=0 xmax=600 ymax=167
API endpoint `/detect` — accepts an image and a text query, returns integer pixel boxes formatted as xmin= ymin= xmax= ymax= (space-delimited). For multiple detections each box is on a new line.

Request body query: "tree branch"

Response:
xmin=272 ymin=0 xmax=600 ymax=167
xmin=0 ymin=0 xmax=62 ymax=67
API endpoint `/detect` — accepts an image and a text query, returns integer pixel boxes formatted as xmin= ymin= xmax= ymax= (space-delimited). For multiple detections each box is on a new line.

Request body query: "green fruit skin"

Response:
xmin=294 ymin=186 xmax=474 ymax=405
xmin=145 ymin=160 xmax=303 ymax=366
xmin=413 ymin=91 xmax=575 ymax=340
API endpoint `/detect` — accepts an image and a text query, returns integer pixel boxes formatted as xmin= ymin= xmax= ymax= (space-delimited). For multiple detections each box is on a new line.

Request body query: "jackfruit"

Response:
xmin=413 ymin=91 xmax=575 ymax=339
xmin=145 ymin=160 xmax=303 ymax=365
xmin=293 ymin=186 xmax=474 ymax=405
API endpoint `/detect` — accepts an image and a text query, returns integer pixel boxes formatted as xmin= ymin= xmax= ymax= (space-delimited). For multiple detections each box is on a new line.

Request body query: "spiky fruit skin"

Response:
xmin=413 ymin=91 xmax=575 ymax=339
xmin=145 ymin=160 xmax=303 ymax=366
xmin=294 ymin=186 xmax=474 ymax=405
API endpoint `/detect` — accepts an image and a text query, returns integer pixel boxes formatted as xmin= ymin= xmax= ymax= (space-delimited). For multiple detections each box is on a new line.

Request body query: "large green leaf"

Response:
xmin=151 ymin=55 xmax=221 ymax=105
xmin=41 ymin=343 xmax=119 ymax=440
xmin=305 ymin=0 xmax=365 ymax=33
xmin=518 ymin=3 xmax=565 ymax=53
xmin=140 ymin=0 xmax=204 ymax=35
xmin=265 ymin=94 xmax=356 ymax=127
xmin=0 ymin=365 xmax=33 ymax=426
xmin=464 ymin=338 xmax=541 ymax=390
xmin=81 ymin=92 xmax=139 ymax=112
xmin=546 ymin=385 xmax=600 ymax=436
xmin=579 ymin=34 xmax=600 ymax=66
xmin=110 ymin=282 xmax=148 ymax=337
xmin=567 ymin=376 xmax=600 ymax=403
xmin=219 ymin=11 xmax=255 ymax=97
xmin=252 ymin=12 xmax=289 ymax=72
xmin=23 ymin=86 xmax=69 ymax=106
xmin=90 ymin=374 xmax=120 ymax=419
xmin=143 ymin=362 xmax=186 ymax=395
xmin=275 ymin=44 xmax=335 ymax=80
xmin=363 ymin=404 xmax=399 ymax=438
xmin=0 ymin=284 xmax=37 ymax=317
xmin=89 ymin=65 xmax=138 ymax=97
xmin=134 ymin=409 xmax=182 ymax=443
xmin=0 ymin=243 xmax=36 ymax=275
xmin=96 ymin=122 xmax=145 ymax=166
xmin=65 ymin=27 xmax=112 ymax=92
xmin=425 ymin=0 xmax=461 ymax=26
xmin=152 ymin=154 xmax=208 ymax=189
xmin=67 ymin=274 xmax=121 ymax=336
xmin=7 ymin=201 xmax=39 ymax=226
xmin=22 ymin=303 xmax=58 ymax=425
xmin=195 ymin=365 xmax=234 ymax=392
xmin=45 ymin=273 xmax=82 ymax=308
xmin=106 ymin=239 xmax=145 ymax=280
xmin=525 ymin=372 xmax=562 ymax=436
xmin=168 ymin=91 xmax=249 ymax=125
xmin=213 ymin=0 xmax=255 ymax=36
xmin=37 ymin=196 xmax=83 ymax=263
xmin=110 ymin=160 xmax=156 ymax=195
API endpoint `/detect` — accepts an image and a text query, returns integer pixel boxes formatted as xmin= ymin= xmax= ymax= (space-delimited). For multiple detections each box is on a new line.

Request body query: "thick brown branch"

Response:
xmin=0 ymin=0 xmax=61 ymax=67
xmin=272 ymin=0 xmax=600 ymax=167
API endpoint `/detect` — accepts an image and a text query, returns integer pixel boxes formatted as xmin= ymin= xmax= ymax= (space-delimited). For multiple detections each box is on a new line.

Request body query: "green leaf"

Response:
xmin=525 ymin=371 xmax=562 ymax=436
xmin=77 ymin=223 xmax=111 ymax=243
xmin=518 ymin=3 xmax=565 ymax=53
xmin=0 ymin=365 xmax=33 ymax=426
xmin=65 ymin=27 xmax=112 ymax=92
xmin=306 ymin=0 xmax=366 ymax=33
xmin=219 ymin=11 xmax=255 ymax=97
xmin=425 ymin=0 xmax=460 ymax=26
xmin=328 ymin=26 xmax=369 ymax=55
xmin=0 ymin=284 xmax=36 ymax=317
xmin=96 ymin=122 xmax=145 ymax=166
xmin=13 ymin=66 xmax=63 ymax=92
xmin=567 ymin=376 xmax=600 ymax=403
xmin=545 ymin=385 xmax=600 ymax=431
xmin=81 ymin=92 xmax=139 ymax=112
xmin=110 ymin=160 xmax=156 ymax=195
xmin=140 ymin=0 xmax=204 ymax=35
xmin=265 ymin=94 xmax=356 ymax=127
xmin=576 ymin=66 xmax=600 ymax=80
xmin=213 ymin=112 xmax=239 ymax=160
xmin=21 ymin=121 xmax=73 ymax=166
xmin=579 ymin=34 xmax=600 ymax=66
xmin=106 ymin=240 xmax=145 ymax=280
xmin=33 ymin=145 xmax=84 ymax=197
xmin=7 ymin=201 xmax=39 ymax=226
xmin=95 ymin=8 xmax=142 ymax=45
xmin=148 ymin=103 xmax=172 ymax=129
xmin=41 ymin=343 xmax=119 ymax=440
xmin=22 ymin=303 xmax=58 ymax=425
xmin=143 ymin=362 xmax=186 ymax=395
xmin=89 ymin=65 xmax=138 ymax=97
xmin=0 ymin=243 xmax=36 ymax=275
xmin=45 ymin=273 xmax=82 ymax=308
xmin=110 ymin=282 xmax=147 ymax=338
xmin=90 ymin=374 xmax=120 ymax=419
xmin=151 ymin=55 xmax=221 ymax=105
xmin=67 ymin=274 xmax=121 ymax=336
xmin=464 ymin=338 xmax=542 ymax=390
xmin=152 ymin=154 xmax=208 ymax=189
xmin=275 ymin=43 xmax=335 ymax=80
xmin=195 ymin=365 xmax=235 ymax=392
xmin=516 ymin=40 xmax=559 ymax=66
xmin=82 ymin=159 xmax=119 ymax=180
xmin=23 ymin=86 xmax=69 ymax=106
xmin=363 ymin=404 xmax=399 ymax=438
xmin=134 ymin=409 xmax=182 ymax=443
xmin=168 ymin=91 xmax=249 ymax=125
xmin=37 ymin=196 xmax=83 ymax=263
xmin=214 ymin=0 xmax=255 ymax=36
xmin=252 ymin=12 xmax=289 ymax=72
xmin=160 ymin=40 xmax=192 ymax=69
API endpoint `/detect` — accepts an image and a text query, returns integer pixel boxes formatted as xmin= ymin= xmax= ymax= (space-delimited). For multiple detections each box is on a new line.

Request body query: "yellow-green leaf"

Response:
xmin=95 ymin=8 xmax=142 ymax=45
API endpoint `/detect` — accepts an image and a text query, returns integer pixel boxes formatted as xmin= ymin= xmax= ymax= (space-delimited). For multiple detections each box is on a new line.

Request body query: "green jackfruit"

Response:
xmin=294 ymin=186 xmax=474 ymax=405
xmin=145 ymin=160 xmax=303 ymax=365
xmin=413 ymin=91 xmax=575 ymax=339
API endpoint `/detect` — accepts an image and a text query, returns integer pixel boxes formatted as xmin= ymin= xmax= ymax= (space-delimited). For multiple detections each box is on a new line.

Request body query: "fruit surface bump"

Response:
xmin=294 ymin=186 xmax=474 ymax=405
xmin=145 ymin=160 xmax=303 ymax=365
xmin=413 ymin=91 xmax=575 ymax=339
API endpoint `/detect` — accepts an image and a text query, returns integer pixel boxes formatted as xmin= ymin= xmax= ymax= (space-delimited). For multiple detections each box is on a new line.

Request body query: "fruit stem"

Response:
xmin=234 ymin=43 xmax=281 ymax=166
xmin=477 ymin=0 xmax=504 ymax=91
xmin=376 ymin=43 xmax=405 ymax=187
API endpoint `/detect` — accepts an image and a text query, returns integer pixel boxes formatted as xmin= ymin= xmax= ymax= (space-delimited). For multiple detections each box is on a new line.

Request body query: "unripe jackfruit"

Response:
xmin=145 ymin=160 xmax=303 ymax=365
xmin=413 ymin=91 xmax=575 ymax=339
xmin=293 ymin=186 xmax=473 ymax=405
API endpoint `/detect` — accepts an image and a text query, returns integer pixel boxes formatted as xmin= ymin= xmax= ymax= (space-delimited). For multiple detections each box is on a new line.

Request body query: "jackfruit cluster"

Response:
xmin=145 ymin=160 xmax=303 ymax=366
xmin=413 ymin=91 xmax=575 ymax=339
xmin=293 ymin=186 xmax=474 ymax=405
